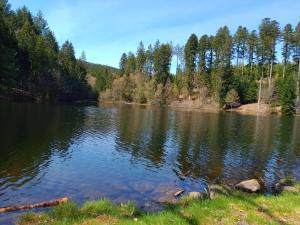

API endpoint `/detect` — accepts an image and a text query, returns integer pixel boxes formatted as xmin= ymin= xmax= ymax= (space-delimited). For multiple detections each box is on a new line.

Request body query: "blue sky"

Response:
xmin=8 ymin=0 xmax=300 ymax=68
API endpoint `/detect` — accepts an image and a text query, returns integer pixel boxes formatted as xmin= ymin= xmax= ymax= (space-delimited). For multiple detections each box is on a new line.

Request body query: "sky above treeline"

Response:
xmin=8 ymin=0 xmax=300 ymax=68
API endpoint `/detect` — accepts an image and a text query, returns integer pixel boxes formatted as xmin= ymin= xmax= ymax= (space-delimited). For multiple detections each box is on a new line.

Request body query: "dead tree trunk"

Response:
xmin=0 ymin=197 xmax=69 ymax=213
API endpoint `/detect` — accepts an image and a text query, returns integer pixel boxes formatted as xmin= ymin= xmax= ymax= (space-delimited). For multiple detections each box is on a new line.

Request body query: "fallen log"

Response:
xmin=173 ymin=189 xmax=185 ymax=197
xmin=0 ymin=197 xmax=69 ymax=213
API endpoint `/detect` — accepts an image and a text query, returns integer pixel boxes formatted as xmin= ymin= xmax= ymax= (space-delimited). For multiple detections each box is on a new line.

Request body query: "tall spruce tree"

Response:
xmin=136 ymin=41 xmax=146 ymax=73
xmin=153 ymin=44 xmax=172 ymax=86
xmin=119 ymin=53 xmax=127 ymax=76
xmin=234 ymin=26 xmax=248 ymax=75
xmin=124 ymin=52 xmax=136 ymax=76
xmin=184 ymin=34 xmax=198 ymax=97
xmin=259 ymin=18 xmax=280 ymax=93
xmin=281 ymin=24 xmax=293 ymax=77
xmin=247 ymin=30 xmax=258 ymax=77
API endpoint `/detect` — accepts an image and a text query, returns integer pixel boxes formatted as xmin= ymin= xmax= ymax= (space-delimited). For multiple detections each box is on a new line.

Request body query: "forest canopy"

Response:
xmin=0 ymin=0 xmax=96 ymax=102
xmin=110 ymin=18 xmax=300 ymax=114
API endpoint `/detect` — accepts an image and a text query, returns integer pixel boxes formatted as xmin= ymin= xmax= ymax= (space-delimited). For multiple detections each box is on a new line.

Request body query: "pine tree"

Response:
xmin=173 ymin=44 xmax=184 ymax=75
xmin=145 ymin=44 xmax=154 ymax=77
xmin=281 ymin=24 xmax=293 ymax=77
xmin=276 ymin=75 xmax=296 ymax=114
xmin=124 ymin=52 xmax=136 ymax=76
xmin=259 ymin=18 xmax=280 ymax=93
xmin=33 ymin=11 xmax=49 ymax=36
xmin=198 ymin=35 xmax=210 ymax=86
xmin=234 ymin=26 xmax=248 ymax=75
xmin=59 ymin=41 xmax=76 ymax=75
xmin=184 ymin=34 xmax=198 ymax=97
xmin=80 ymin=51 xmax=87 ymax=62
xmin=199 ymin=35 xmax=208 ymax=73
xmin=136 ymin=41 xmax=146 ymax=73
xmin=247 ymin=30 xmax=258 ymax=77
xmin=294 ymin=22 xmax=300 ymax=102
xmin=153 ymin=44 xmax=172 ymax=85
xmin=207 ymin=36 xmax=214 ymax=73
xmin=214 ymin=26 xmax=233 ymax=101
xmin=119 ymin=53 xmax=127 ymax=76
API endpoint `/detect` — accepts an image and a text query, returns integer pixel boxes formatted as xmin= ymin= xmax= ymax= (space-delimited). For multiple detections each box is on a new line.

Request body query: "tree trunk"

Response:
xmin=283 ymin=58 xmax=287 ymax=78
xmin=257 ymin=70 xmax=263 ymax=114
xmin=176 ymin=55 xmax=179 ymax=75
xmin=0 ymin=198 xmax=69 ymax=213
xmin=297 ymin=60 xmax=300 ymax=102
xmin=242 ymin=58 xmax=244 ymax=76
xmin=258 ymin=46 xmax=264 ymax=113
xmin=269 ymin=58 xmax=273 ymax=100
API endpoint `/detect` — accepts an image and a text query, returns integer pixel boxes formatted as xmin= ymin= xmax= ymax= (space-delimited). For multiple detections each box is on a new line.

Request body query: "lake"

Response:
xmin=1 ymin=102 xmax=300 ymax=224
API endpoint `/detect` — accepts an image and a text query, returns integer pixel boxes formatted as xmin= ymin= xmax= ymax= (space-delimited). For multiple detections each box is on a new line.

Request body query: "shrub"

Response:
xmin=225 ymin=89 xmax=240 ymax=109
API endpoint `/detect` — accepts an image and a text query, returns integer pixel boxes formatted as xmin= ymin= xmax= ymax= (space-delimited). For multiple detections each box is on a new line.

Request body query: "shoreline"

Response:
xmin=99 ymin=100 xmax=280 ymax=116
xmin=18 ymin=181 xmax=300 ymax=225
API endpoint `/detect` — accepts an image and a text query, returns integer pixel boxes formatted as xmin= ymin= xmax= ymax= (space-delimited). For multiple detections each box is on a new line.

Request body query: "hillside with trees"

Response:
xmin=0 ymin=0 xmax=100 ymax=102
xmin=99 ymin=19 xmax=300 ymax=115
xmin=1 ymin=0 xmax=300 ymax=114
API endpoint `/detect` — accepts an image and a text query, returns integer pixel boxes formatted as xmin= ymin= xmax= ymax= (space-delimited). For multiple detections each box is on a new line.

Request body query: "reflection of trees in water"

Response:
xmin=115 ymin=106 xmax=168 ymax=166
xmin=170 ymin=111 xmax=230 ymax=182
xmin=0 ymin=103 xmax=85 ymax=191
xmin=114 ymin=106 xmax=300 ymax=186
xmin=273 ymin=117 xmax=300 ymax=179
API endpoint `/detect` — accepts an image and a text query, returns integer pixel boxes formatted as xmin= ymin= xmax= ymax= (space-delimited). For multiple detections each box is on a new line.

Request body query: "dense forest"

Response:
xmin=0 ymin=0 xmax=98 ymax=102
xmin=1 ymin=0 xmax=300 ymax=114
xmin=98 ymin=19 xmax=300 ymax=115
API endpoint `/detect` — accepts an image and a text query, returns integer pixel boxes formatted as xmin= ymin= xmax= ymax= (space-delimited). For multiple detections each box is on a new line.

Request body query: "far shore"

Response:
xmin=99 ymin=100 xmax=283 ymax=116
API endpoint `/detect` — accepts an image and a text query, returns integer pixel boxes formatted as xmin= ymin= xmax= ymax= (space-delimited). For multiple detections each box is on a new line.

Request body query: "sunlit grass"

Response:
xmin=19 ymin=184 xmax=300 ymax=225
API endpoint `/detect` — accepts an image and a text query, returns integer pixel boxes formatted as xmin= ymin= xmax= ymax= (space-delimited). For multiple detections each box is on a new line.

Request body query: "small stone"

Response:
xmin=235 ymin=179 xmax=261 ymax=193
xmin=187 ymin=192 xmax=203 ymax=199
xmin=278 ymin=178 xmax=294 ymax=186
xmin=282 ymin=186 xmax=299 ymax=193
xmin=237 ymin=221 xmax=249 ymax=225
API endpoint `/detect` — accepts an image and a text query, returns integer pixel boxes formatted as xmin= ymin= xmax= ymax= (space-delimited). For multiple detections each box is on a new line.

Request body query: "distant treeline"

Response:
xmin=104 ymin=18 xmax=299 ymax=114
xmin=0 ymin=0 xmax=97 ymax=102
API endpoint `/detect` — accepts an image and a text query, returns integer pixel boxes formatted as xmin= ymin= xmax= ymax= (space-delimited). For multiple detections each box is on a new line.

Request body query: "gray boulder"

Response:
xmin=235 ymin=179 xmax=261 ymax=193
xmin=187 ymin=192 xmax=203 ymax=199
xmin=282 ymin=186 xmax=299 ymax=193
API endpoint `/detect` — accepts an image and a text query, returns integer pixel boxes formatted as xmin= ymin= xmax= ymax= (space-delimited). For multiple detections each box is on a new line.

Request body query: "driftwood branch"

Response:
xmin=0 ymin=197 xmax=69 ymax=213
xmin=173 ymin=189 xmax=185 ymax=197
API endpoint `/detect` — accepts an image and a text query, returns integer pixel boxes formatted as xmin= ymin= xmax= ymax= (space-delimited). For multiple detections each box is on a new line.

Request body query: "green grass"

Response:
xmin=18 ymin=185 xmax=300 ymax=225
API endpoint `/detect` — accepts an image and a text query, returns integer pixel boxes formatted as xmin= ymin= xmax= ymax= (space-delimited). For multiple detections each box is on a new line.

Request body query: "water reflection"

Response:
xmin=1 ymin=103 xmax=300 ymax=223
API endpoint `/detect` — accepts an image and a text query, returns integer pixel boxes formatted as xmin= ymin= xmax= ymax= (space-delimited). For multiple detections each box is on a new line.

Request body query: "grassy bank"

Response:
xmin=19 ymin=183 xmax=300 ymax=225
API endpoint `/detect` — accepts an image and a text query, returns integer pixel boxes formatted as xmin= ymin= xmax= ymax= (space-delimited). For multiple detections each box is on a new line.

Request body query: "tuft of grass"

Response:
xmin=18 ymin=212 xmax=46 ymax=225
xmin=81 ymin=199 xmax=117 ymax=217
xmin=118 ymin=201 xmax=136 ymax=217
xmin=49 ymin=202 xmax=81 ymax=220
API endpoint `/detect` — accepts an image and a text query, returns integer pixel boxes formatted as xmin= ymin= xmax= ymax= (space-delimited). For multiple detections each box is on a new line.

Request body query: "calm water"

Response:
xmin=1 ymin=102 xmax=300 ymax=224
